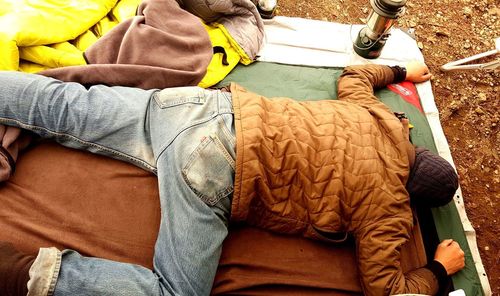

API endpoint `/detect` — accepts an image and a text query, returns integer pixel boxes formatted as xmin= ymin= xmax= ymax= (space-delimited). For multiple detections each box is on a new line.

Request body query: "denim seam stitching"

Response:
xmin=0 ymin=117 xmax=157 ymax=173
xmin=217 ymin=115 xmax=236 ymax=148
xmin=182 ymin=170 xmax=233 ymax=206
xmin=153 ymin=91 xmax=204 ymax=109
xmin=210 ymin=134 xmax=235 ymax=170
xmin=47 ymin=251 xmax=62 ymax=296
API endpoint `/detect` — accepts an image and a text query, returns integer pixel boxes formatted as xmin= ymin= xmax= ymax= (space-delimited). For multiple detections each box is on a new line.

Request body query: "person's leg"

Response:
xmin=0 ymin=71 xmax=157 ymax=171
xmin=24 ymin=88 xmax=235 ymax=295
xmin=147 ymin=91 xmax=235 ymax=294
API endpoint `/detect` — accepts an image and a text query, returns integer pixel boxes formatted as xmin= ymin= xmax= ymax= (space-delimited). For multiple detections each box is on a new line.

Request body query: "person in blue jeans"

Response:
xmin=0 ymin=62 xmax=465 ymax=296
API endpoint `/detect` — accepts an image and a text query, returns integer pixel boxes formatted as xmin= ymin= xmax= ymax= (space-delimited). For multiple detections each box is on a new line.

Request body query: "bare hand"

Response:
xmin=405 ymin=61 xmax=432 ymax=83
xmin=434 ymin=239 xmax=465 ymax=275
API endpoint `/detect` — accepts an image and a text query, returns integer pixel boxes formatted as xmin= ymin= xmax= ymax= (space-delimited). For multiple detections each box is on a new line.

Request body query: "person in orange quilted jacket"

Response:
xmin=0 ymin=61 xmax=464 ymax=296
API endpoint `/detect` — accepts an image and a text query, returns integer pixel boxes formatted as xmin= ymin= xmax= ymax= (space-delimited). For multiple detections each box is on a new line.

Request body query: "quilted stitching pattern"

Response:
xmin=230 ymin=67 xmax=412 ymax=237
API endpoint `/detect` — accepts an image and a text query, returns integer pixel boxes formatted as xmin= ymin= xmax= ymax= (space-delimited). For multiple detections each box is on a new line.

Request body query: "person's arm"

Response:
xmin=337 ymin=62 xmax=432 ymax=107
xmin=356 ymin=220 xmax=442 ymax=295
xmin=355 ymin=218 xmax=465 ymax=295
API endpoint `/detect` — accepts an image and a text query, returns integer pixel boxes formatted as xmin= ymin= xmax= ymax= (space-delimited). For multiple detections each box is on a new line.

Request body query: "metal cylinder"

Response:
xmin=370 ymin=0 xmax=407 ymax=18
xmin=364 ymin=10 xmax=397 ymax=39
xmin=353 ymin=0 xmax=407 ymax=59
xmin=257 ymin=0 xmax=277 ymax=19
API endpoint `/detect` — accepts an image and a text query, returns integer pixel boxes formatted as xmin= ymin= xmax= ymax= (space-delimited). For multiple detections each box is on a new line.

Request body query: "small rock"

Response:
xmin=436 ymin=30 xmax=450 ymax=37
xmin=362 ymin=7 xmax=368 ymax=14
xmin=417 ymin=41 xmax=424 ymax=49
xmin=478 ymin=93 xmax=487 ymax=102
xmin=428 ymin=36 xmax=437 ymax=43
xmin=464 ymin=42 xmax=471 ymax=49
xmin=463 ymin=7 xmax=473 ymax=16
xmin=409 ymin=20 xmax=418 ymax=27
xmin=449 ymin=101 xmax=460 ymax=111
xmin=468 ymin=144 xmax=474 ymax=148
xmin=484 ymin=246 xmax=490 ymax=251
xmin=488 ymin=7 xmax=500 ymax=16
xmin=475 ymin=107 xmax=485 ymax=115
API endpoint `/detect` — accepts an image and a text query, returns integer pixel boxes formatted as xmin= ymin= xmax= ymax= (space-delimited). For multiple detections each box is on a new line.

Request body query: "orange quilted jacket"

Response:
xmin=230 ymin=65 xmax=439 ymax=296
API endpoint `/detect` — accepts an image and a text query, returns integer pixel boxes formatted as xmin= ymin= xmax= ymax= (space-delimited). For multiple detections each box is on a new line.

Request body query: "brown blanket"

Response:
xmin=0 ymin=141 xmax=427 ymax=295
xmin=40 ymin=0 xmax=213 ymax=90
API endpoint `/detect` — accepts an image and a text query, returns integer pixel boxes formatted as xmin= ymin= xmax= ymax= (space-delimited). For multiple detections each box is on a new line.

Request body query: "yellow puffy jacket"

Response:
xmin=0 ymin=0 xmax=253 ymax=87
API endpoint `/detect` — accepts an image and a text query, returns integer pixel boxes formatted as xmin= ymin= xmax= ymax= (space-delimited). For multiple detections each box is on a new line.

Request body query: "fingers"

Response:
xmin=434 ymin=239 xmax=466 ymax=275
xmin=421 ymin=72 xmax=432 ymax=82
xmin=440 ymin=239 xmax=454 ymax=246
xmin=440 ymin=239 xmax=464 ymax=253
xmin=414 ymin=72 xmax=432 ymax=83
xmin=405 ymin=61 xmax=432 ymax=83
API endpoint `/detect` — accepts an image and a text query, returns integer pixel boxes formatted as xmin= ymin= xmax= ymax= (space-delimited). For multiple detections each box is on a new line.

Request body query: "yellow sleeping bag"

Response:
xmin=198 ymin=23 xmax=253 ymax=88
xmin=0 ymin=0 xmax=140 ymax=71
xmin=1 ymin=0 xmax=253 ymax=88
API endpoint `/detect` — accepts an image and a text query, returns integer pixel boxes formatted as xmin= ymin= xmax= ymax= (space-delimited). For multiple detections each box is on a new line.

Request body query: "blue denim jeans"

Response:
xmin=0 ymin=71 xmax=236 ymax=295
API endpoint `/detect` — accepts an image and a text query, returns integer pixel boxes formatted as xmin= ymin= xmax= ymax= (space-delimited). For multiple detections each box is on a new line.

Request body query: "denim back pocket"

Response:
xmin=182 ymin=132 xmax=235 ymax=206
xmin=154 ymin=86 xmax=206 ymax=109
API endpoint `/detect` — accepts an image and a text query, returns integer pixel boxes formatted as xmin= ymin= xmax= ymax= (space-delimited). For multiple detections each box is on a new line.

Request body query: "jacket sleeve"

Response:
xmin=355 ymin=218 xmax=440 ymax=296
xmin=337 ymin=64 xmax=398 ymax=111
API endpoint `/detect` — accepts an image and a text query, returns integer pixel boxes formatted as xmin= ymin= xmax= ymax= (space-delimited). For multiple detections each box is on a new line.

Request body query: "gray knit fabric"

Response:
xmin=406 ymin=147 xmax=459 ymax=208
